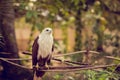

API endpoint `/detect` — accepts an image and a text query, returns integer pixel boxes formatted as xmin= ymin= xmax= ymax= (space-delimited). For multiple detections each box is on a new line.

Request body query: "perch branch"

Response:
xmin=0 ymin=51 xmax=88 ymax=66
xmin=22 ymin=51 xmax=89 ymax=65
xmin=0 ymin=57 xmax=118 ymax=72
xmin=22 ymin=50 xmax=99 ymax=58
xmin=39 ymin=64 xmax=117 ymax=72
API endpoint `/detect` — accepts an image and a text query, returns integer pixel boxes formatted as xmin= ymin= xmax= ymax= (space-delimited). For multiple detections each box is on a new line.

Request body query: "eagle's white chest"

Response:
xmin=37 ymin=34 xmax=53 ymax=59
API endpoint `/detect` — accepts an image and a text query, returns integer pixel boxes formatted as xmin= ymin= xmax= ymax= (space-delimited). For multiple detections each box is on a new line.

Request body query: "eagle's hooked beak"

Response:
xmin=49 ymin=30 xmax=52 ymax=34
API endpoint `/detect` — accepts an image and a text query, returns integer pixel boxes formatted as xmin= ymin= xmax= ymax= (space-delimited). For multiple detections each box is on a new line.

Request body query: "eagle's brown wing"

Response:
xmin=32 ymin=36 xmax=39 ymax=66
xmin=32 ymin=37 xmax=45 ymax=78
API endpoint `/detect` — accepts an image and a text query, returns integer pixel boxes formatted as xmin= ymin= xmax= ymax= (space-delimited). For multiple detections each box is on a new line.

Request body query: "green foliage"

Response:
xmin=61 ymin=23 xmax=68 ymax=53
xmin=83 ymin=70 xmax=120 ymax=80
xmin=35 ymin=23 xmax=44 ymax=31
xmin=25 ymin=10 xmax=38 ymax=23
xmin=53 ymin=74 xmax=63 ymax=80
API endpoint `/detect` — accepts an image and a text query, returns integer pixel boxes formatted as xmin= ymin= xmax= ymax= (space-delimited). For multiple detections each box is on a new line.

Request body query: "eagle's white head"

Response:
xmin=41 ymin=28 xmax=52 ymax=35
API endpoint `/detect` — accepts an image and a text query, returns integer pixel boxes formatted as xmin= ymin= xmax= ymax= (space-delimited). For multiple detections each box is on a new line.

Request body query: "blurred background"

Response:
xmin=0 ymin=0 xmax=120 ymax=80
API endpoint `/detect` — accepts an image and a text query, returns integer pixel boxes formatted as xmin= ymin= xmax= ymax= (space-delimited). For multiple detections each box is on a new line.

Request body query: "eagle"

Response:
xmin=32 ymin=28 xmax=54 ymax=80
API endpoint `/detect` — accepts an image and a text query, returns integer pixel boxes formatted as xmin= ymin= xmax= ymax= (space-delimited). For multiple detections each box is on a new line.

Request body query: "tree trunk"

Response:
xmin=0 ymin=0 xmax=32 ymax=80
xmin=94 ymin=19 xmax=104 ymax=52
xmin=0 ymin=0 xmax=19 ymax=56
xmin=73 ymin=9 xmax=83 ymax=61
xmin=74 ymin=10 xmax=83 ymax=51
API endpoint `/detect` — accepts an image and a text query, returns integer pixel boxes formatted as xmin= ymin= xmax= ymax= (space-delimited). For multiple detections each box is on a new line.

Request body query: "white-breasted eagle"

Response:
xmin=32 ymin=28 xmax=54 ymax=79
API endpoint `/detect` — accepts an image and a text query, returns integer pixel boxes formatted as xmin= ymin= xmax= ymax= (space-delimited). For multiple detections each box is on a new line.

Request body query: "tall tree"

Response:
xmin=0 ymin=0 xmax=32 ymax=80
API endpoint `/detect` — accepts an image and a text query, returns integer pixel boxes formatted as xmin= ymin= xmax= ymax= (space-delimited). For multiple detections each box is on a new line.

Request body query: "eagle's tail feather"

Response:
xmin=33 ymin=56 xmax=49 ymax=80
xmin=33 ymin=70 xmax=45 ymax=80
xmin=36 ymin=70 xmax=45 ymax=77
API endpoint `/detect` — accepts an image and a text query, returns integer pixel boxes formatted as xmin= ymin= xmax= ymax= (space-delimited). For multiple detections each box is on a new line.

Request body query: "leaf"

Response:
xmin=25 ymin=10 xmax=38 ymax=23
xmin=25 ymin=11 xmax=33 ymax=22
xmin=33 ymin=11 xmax=38 ymax=19
xmin=35 ymin=23 xmax=44 ymax=31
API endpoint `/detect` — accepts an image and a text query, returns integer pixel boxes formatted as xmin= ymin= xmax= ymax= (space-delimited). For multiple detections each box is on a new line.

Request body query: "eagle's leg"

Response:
xmin=45 ymin=62 xmax=50 ymax=69
xmin=45 ymin=55 xmax=51 ymax=69
xmin=35 ymin=65 xmax=40 ymax=73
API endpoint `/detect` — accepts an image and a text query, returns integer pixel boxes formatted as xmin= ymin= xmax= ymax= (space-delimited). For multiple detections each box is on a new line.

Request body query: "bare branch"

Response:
xmin=53 ymin=50 xmax=99 ymax=57
xmin=0 ymin=58 xmax=30 ymax=70
xmin=0 ymin=57 xmax=118 ymax=72
xmin=22 ymin=50 xmax=99 ymax=57
xmin=0 ymin=57 xmax=31 ymax=61
xmin=22 ymin=51 xmax=31 ymax=55
xmin=39 ymin=64 xmax=117 ymax=72
xmin=22 ymin=51 xmax=89 ymax=65
xmin=52 ymin=58 xmax=88 ymax=65
xmin=0 ymin=52 xmax=12 ymax=55
xmin=105 ymin=56 xmax=120 ymax=61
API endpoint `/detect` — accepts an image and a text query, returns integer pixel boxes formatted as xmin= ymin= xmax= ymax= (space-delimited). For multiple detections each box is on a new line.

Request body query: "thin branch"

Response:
xmin=0 ymin=52 xmax=12 ymax=55
xmin=53 ymin=50 xmax=99 ymax=57
xmin=0 ymin=57 xmax=118 ymax=72
xmin=22 ymin=51 xmax=31 ymax=55
xmin=0 ymin=58 xmax=31 ymax=70
xmin=37 ymin=64 xmax=118 ymax=72
xmin=104 ymin=56 xmax=120 ymax=61
xmin=52 ymin=58 xmax=88 ymax=65
xmin=13 ymin=51 xmax=120 ymax=65
xmin=22 ymin=51 xmax=89 ymax=65
xmin=22 ymin=50 xmax=99 ymax=57
xmin=1 ymin=51 xmax=88 ymax=66
xmin=0 ymin=58 xmax=31 ymax=61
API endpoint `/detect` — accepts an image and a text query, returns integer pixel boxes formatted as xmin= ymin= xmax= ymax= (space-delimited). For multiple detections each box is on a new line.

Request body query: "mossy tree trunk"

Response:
xmin=74 ymin=9 xmax=83 ymax=61
xmin=94 ymin=19 xmax=104 ymax=52
xmin=74 ymin=10 xmax=83 ymax=51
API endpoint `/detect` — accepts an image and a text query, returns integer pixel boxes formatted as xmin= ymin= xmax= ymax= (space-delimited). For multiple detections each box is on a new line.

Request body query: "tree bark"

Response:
xmin=0 ymin=0 xmax=32 ymax=80
xmin=74 ymin=10 xmax=83 ymax=51
xmin=73 ymin=9 xmax=83 ymax=61
xmin=0 ymin=0 xmax=18 ymax=56
xmin=94 ymin=19 xmax=104 ymax=52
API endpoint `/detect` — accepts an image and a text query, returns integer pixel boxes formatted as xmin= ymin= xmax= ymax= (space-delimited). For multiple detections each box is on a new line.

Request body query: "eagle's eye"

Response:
xmin=46 ymin=29 xmax=49 ymax=31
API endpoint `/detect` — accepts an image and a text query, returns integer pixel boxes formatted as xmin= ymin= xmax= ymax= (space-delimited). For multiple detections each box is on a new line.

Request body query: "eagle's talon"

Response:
xmin=45 ymin=64 xmax=50 ymax=69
